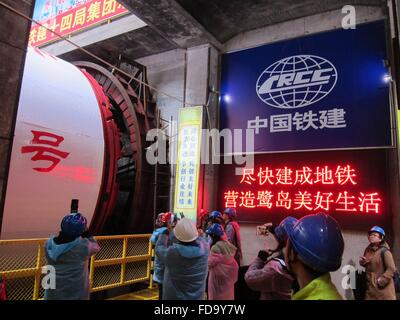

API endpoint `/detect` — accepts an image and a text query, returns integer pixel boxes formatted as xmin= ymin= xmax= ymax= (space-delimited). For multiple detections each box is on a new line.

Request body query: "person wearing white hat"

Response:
xmin=155 ymin=217 xmax=210 ymax=300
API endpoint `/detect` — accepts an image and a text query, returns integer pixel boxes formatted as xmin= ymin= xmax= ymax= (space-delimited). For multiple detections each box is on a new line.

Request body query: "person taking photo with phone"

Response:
xmin=44 ymin=201 xmax=100 ymax=300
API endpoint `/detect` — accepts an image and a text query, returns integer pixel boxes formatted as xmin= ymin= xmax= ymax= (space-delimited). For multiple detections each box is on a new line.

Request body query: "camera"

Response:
xmin=256 ymin=222 xmax=280 ymax=254
xmin=70 ymin=199 xmax=79 ymax=213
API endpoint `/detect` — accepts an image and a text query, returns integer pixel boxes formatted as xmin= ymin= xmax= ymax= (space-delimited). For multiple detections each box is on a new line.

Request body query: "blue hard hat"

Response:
xmin=209 ymin=211 xmax=222 ymax=220
xmin=206 ymin=223 xmax=225 ymax=238
xmin=274 ymin=216 xmax=298 ymax=244
xmin=286 ymin=213 xmax=344 ymax=273
xmin=368 ymin=226 xmax=385 ymax=238
xmin=61 ymin=213 xmax=87 ymax=238
xmin=224 ymin=208 xmax=237 ymax=218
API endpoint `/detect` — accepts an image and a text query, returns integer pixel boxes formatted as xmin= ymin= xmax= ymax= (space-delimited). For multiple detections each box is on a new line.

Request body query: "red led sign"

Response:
xmin=217 ymin=150 xmax=390 ymax=230
xmin=224 ymin=165 xmax=381 ymax=214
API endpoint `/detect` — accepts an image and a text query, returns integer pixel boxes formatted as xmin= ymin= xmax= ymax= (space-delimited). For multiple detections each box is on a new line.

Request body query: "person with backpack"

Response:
xmin=360 ymin=226 xmax=397 ymax=300
xmin=244 ymin=217 xmax=296 ymax=300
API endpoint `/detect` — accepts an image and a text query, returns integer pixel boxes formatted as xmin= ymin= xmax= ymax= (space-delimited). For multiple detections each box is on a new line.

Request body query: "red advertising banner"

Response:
xmin=218 ymin=149 xmax=391 ymax=231
xmin=29 ymin=0 xmax=129 ymax=47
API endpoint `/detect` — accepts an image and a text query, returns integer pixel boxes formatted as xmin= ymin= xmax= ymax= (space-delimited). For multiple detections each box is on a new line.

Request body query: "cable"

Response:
xmin=0 ymin=0 xmax=199 ymax=107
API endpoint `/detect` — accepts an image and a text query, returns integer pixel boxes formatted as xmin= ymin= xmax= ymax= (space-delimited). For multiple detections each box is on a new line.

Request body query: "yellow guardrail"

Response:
xmin=0 ymin=234 xmax=152 ymax=300
xmin=148 ymin=244 xmax=155 ymax=289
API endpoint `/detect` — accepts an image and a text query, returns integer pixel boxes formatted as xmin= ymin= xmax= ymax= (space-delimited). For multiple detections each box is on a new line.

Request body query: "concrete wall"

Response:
xmin=137 ymin=44 xmax=220 ymax=213
xmin=0 ymin=0 xmax=34 ymax=234
xmin=137 ymin=44 xmax=219 ymax=128
xmin=389 ymin=148 xmax=400 ymax=270
xmin=224 ymin=6 xmax=386 ymax=53
xmin=389 ymin=0 xmax=400 ymax=272
xmin=137 ymin=49 xmax=186 ymax=211
xmin=137 ymin=48 xmax=186 ymax=123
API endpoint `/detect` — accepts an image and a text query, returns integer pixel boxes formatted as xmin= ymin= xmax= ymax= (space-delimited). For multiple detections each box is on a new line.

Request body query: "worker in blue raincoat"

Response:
xmin=150 ymin=212 xmax=179 ymax=299
xmin=156 ymin=217 xmax=210 ymax=300
xmin=44 ymin=213 xmax=100 ymax=300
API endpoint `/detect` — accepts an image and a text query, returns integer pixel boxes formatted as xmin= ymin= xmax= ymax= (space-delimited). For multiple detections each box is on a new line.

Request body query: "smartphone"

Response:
xmin=70 ymin=199 xmax=79 ymax=213
xmin=256 ymin=223 xmax=273 ymax=236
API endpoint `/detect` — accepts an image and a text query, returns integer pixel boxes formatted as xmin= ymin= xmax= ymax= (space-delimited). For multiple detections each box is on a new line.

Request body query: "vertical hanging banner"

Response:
xmin=173 ymin=107 xmax=203 ymax=222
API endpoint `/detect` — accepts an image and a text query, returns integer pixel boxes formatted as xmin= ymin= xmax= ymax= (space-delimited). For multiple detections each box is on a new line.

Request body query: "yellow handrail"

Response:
xmin=0 ymin=234 xmax=152 ymax=300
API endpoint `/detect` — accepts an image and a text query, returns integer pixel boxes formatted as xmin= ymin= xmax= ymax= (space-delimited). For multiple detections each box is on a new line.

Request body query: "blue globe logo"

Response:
xmin=256 ymin=55 xmax=338 ymax=109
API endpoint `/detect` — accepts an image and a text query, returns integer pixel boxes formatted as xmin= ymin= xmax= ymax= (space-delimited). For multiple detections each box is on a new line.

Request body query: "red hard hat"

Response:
xmin=161 ymin=212 xmax=173 ymax=224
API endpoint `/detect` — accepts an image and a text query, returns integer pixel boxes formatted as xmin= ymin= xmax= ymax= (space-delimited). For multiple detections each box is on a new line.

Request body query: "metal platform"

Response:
xmin=108 ymin=287 xmax=159 ymax=300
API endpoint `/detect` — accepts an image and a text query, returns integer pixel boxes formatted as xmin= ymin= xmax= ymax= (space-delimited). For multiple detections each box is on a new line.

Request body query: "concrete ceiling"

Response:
xmin=174 ymin=0 xmax=387 ymax=43
xmin=59 ymin=0 xmax=386 ymax=62
xmin=60 ymin=26 xmax=176 ymax=62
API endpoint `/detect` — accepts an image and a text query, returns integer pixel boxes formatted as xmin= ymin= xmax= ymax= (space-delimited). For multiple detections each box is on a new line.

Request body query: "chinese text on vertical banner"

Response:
xmin=174 ymin=107 xmax=203 ymax=222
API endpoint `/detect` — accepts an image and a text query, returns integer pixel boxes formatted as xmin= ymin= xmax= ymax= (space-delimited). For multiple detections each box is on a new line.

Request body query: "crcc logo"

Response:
xmin=256 ymin=55 xmax=338 ymax=109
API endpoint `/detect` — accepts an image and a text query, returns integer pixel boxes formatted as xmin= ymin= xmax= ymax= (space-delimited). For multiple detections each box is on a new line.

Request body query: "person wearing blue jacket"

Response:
xmin=156 ymin=217 xmax=210 ymax=300
xmin=150 ymin=212 xmax=178 ymax=299
xmin=44 ymin=213 xmax=100 ymax=300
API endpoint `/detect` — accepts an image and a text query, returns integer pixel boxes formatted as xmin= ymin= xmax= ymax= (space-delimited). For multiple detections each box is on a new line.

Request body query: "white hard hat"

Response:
xmin=173 ymin=218 xmax=198 ymax=242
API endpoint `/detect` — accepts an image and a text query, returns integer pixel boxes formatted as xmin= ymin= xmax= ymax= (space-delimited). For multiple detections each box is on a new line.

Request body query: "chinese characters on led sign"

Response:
xmin=224 ymin=165 xmax=381 ymax=214
xmin=29 ymin=0 xmax=129 ymax=47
